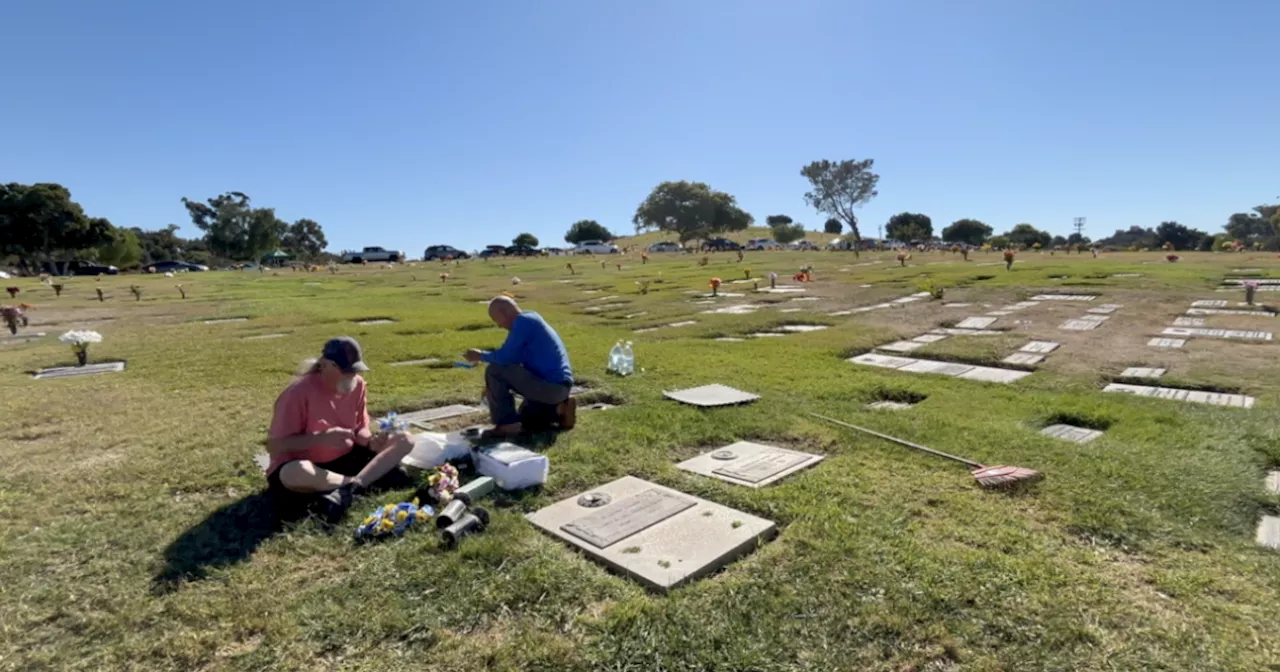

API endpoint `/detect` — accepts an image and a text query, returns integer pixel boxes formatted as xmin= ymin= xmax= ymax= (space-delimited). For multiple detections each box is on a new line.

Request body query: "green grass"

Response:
xmin=5 ymin=251 xmax=1280 ymax=670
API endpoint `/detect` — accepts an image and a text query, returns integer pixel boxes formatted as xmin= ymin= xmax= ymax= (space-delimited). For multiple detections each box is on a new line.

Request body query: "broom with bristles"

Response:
xmin=810 ymin=413 xmax=1043 ymax=490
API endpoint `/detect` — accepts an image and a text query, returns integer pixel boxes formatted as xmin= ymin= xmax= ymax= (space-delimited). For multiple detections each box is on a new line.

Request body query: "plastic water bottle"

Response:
xmin=608 ymin=341 xmax=624 ymax=374
xmin=620 ymin=341 xmax=635 ymax=376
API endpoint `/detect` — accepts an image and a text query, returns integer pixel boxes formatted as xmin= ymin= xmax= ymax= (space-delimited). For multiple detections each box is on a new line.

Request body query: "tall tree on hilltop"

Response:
xmin=885 ymin=212 xmax=933 ymax=243
xmin=773 ymin=223 xmax=806 ymax=244
xmin=1155 ymin=221 xmax=1208 ymax=251
xmin=512 ymin=232 xmax=539 ymax=247
xmin=800 ymin=158 xmax=880 ymax=255
xmin=941 ymin=219 xmax=992 ymax=246
xmin=182 ymin=192 xmax=288 ymax=261
xmin=564 ymin=220 xmax=615 ymax=244
xmin=823 ymin=217 xmax=842 ymax=235
xmin=765 ymin=214 xmax=793 ymax=227
xmin=0 ymin=183 xmax=115 ymax=266
xmin=1004 ymin=223 xmax=1052 ymax=249
xmin=1225 ymin=206 xmax=1278 ymax=242
xmin=632 ymin=181 xmax=753 ymax=244
xmin=281 ymin=218 xmax=328 ymax=259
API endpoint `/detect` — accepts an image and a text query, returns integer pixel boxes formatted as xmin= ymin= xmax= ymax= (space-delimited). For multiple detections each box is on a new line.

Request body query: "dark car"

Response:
xmin=41 ymin=260 xmax=119 ymax=276
xmin=701 ymin=237 xmax=742 ymax=252
xmin=478 ymin=245 xmax=507 ymax=258
xmin=148 ymin=260 xmax=209 ymax=273
xmin=424 ymin=245 xmax=470 ymax=261
xmin=505 ymin=244 xmax=540 ymax=257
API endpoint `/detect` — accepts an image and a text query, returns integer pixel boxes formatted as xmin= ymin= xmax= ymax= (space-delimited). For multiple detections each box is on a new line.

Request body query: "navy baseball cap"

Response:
xmin=321 ymin=337 xmax=369 ymax=373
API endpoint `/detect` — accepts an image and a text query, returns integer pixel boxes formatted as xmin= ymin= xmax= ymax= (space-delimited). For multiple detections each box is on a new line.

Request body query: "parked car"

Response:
xmin=787 ymin=240 xmax=819 ymax=251
xmin=505 ymin=244 xmax=540 ymax=257
xmin=341 ymin=246 xmax=403 ymax=263
xmin=41 ymin=260 xmax=119 ymax=276
xmin=647 ymin=241 xmax=683 ymax=253
xmin=478 ymin=245 xmax=508 ymax=258
xmin=542 ymin=247 xmax=566 ymax=256
xmin=701 ymin=238 xmax=742 ymax=252
xmin=423 ymin=245 xmax=469 ymax=261
xmin=745 ymin=238 xmax=782 ymax=251
xmin=573 ymin=240 xmax=619 ymax=254
xmin=148 ymin=260 xmax=208 ymax=273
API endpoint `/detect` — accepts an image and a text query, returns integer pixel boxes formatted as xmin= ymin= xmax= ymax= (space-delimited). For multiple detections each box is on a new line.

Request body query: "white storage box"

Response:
xmin=472 ymin=442 xmax=549 ymax=490
xmin=402 ymin=431 xmax=473 ymax=470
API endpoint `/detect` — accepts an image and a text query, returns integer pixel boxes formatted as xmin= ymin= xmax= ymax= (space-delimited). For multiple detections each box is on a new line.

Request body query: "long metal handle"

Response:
xmin=808 ymin=413 xmax=984 ymax=469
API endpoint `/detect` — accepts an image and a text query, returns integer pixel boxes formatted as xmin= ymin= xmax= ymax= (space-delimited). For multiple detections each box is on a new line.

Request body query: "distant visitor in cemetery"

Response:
xmin=464 ymin=296 xmax=576 ymax=436
xmin=265 ymin=337 xmax=414 ymax=522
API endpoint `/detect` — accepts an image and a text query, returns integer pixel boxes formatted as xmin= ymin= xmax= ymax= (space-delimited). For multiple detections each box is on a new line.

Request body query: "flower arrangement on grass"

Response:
xmin=615 ymin=263 xmax=623 ymax=271
xmin=176 ymin=284 xmax=186 ymax=299
xmin=641 ymin=253 xmax=649 ymax=265
xmin=1003 ymin=249 xmax=1015 ymax=270
xmin=129 ymin=285 xmax=142 ymax=301
xmin=709 ymin=277 xmax=722 ymax=296
xmin=95 ymin=287 xmax=104 ymax=302
xmin=769 ymin=271 xmax=777 ymax=289
xmin=440 ymin=272 xmax=449 ymax=282
xmin=699 ymin=255 xmax=709 ymax=267
xmin=376 ymin=412 xmax=408 ymax=433
xmin=426 ymin=464 xmax=461 ymax=503
xmin=636 ymin=280 xmax=651 ymax=295
xmin=566 ymin=262 xmax=574 ymax=275
xmin=2 ymin=304 xmax=30 ymax=335
xmin=1244 ymin=280 xmax=1258 ymax=305
xmin=1166 ymin=254 xmax=1179 ymax=263
xmin=896 ymin=253 xmax=907 ymax=267
xmin=511 ymin=277 xmax=521 ymax=285
xmin=5 ymin=287 xmax=18 ymax=298
xmin=51 ymin=283 xmax=64 ymax=297
xmin=744 ymin=268 xmax=752 ymax=279
xmin=59 ymin=330 xmax=102 ymax=366
xmin=355 ymin=498 xmax=435 ymax=541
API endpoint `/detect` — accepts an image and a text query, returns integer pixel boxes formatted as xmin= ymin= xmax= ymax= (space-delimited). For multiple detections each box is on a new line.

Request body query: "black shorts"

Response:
xmin=267 ymin=447 xmax=377 ymax=518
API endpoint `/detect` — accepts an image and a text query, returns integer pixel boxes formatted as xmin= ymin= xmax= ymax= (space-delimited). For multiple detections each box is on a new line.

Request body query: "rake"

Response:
xmin=809 ymin=413 xmax=1043 ymax=490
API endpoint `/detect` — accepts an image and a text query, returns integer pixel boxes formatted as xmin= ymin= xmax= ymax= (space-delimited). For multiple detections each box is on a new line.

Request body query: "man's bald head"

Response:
xmin=488 ymin=296 xmax=521 ymax=329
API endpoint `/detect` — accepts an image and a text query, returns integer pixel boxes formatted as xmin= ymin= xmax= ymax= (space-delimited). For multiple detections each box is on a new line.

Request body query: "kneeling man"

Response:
xmin=266 ymin=337 xmax=413 ymax=522
xmin=464 ymin=297 xmax=575 ymax=436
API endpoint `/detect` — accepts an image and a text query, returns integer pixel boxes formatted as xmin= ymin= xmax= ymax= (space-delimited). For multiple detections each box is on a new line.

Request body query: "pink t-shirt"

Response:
xmin=266 ymin=373 xmax=370 ymax=476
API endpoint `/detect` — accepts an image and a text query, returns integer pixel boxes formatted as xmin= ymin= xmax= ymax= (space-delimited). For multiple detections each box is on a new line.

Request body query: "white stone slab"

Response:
xmin=942 ymin=303 xmax=972 ymax=308
xmin=1191 ymin=300 xmax=1228 ymax=308
xmin=897 ymin=360 xmax=976 ymax=376
xmin=1020 ymin=341 xmax=1060 ymax=354
xmin=827 ymin=310 xmax=853 ymax=317
xmin=390 ymin=358 xmax=441 ymax=367
xmin=714 ymin=337 xmax=746 ymax=342
xmin=867 ymin=401 xmax=914 ymax=410
xmin=1121 ymin=367 xmax=1165 ymax=379
xmin=1059 ymin=319 xmax=1101 ymax=331
xmin=203 ymin=317 xmax=248 ymax=324
xmin=778 ymin=308 xmax=804 ymax=313
xmin=930 ymin=328 xmax=1004 ymax=336
xmin=956 ymin=316 xmax=998 ymax=329
xmin=756 ymin=287 xmax=806 ymax=294
xmin=663 ymin=384 xmax=759 ymax=407
xmin=1148 ymin=338 xmax=1185 ymax=348
xmin=1161 ymin=327 xmax=1273 ymax=341
xmin=242 ymin=333 xmax=287 ymax=340
xmin=1002 ymin=353 xmax=1044 ymax=366
xmin=676 ymin=441 xmax=825 ymax=488
xmin=877 ymin=340 xmax=926 ymax=353
xmin=399 ymin=404 xmax=484 ymax=428
xmin=624 ymin=312 xmax=648 ymax=319
xmin=956 ymin=366 xmax=1033 ymax=383
xmin=667 ymin=320 xmax=698 ymax=328
xmin=1102 ymin=383 xmax=1254 ymax=408
xmin=1040 ymin=424 xmax=1103 ymax=443
xmin=33 ymin=361 xmax=126 ymax=380
xmin=890 ymin=296 xmax=922 ymax=304
xmin=3 ymin=332 xmax=46 ymax=340
xmin=1223 ymin=279 xmax=1280 ymax=285
xmin=700 ymin=304 xmax=760 ymax=315
xmin=1172 ymin=317 xmax=1206 ymax=327
xmin=1012 ymin=301 xmax=1042 ymax=308
xmin=987 ymin=310 xmax=1013 ymax=316
xmin=1257 ymin=516 xmax=1280 ymax=549
xmin=527 ymin=476 xmax=777 ymax=591
xmin=749 ymin=332 xmax=786 ymax=338
xmin=1111 ymin=273 xmax=1143 ymax=278
xmin=588 ymin=295 xmax=620 ymax=302
xmin=848 ymin=353 xmax=918 ymax=369
xmin=911 ymin=333 xmax=948 ymax=343
xmin=1266 ymin=471 xmax=1280 ymax=495
xmin=1087 ymin=304 xmax=1122 ymax=314
xmin=1031 ymin=294 xmax=1097 ymax=301
xmin=775 ymin=324 xmax=828 ymax=332
xmin=1078 ymin=314 xmax=1110 ymax=323
xmin=1185 ymin=308 xmax=1276 ymax=317
xmin=1232 ymin=268 xmax=1263 ymax=273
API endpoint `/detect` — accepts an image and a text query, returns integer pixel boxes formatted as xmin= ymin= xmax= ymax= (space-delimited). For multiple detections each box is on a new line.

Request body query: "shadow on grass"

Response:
xmin=151 ymin=491 xmax=283 ymax=594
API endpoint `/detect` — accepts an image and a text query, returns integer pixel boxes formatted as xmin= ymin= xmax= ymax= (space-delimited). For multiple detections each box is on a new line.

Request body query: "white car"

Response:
xmin=573 ymin=240 xmax=619 ymax=254
xmin=746 ymin=238 xmax=782 ymax=251
xmin=647 ymin=241 xmax=682 ymax=253
xmin=788 ymin=240 xmax=818 ymax=250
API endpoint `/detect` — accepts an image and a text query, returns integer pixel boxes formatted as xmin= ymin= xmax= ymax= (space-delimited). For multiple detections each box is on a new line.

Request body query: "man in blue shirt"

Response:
xmin=464 ymin=296 xmax=575 ymax=436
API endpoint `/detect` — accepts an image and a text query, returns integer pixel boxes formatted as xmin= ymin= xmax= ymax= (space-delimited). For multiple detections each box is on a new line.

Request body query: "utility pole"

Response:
xmin=1072 ymin=217 xmax=1085 ymax=239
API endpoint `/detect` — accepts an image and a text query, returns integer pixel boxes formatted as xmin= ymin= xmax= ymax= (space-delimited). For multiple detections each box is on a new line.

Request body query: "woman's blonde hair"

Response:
xmin=296 ymin=358 xmax=324 ymax=376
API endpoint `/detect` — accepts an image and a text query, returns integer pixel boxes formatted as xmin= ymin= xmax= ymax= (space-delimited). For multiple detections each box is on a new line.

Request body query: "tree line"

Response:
xmin=0 ymin=183 xmax=330 ymax=272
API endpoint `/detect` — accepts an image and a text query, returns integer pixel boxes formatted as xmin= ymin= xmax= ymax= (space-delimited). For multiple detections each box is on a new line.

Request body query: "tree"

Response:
xmin=564 ymin=220 xmax=615 ymax=244
xmin=941 ymin=218 xmax=991 ymax=246
xmin=182 ymin=192 xmax=287 ymax=260
xmin=823 ymin=217 xmax=842 ymax=235
xmin=773 ymin=223 xmax=806 ymax=245
xmin=512 ymin=232 xmax=539 ymax=247
xmin=988 ymin=235 xmax=1011 ymax=249
xmin=885 ymin=212 xmax=933 ymax=243
xmin=96 ymin=227 xmax=143 ymax=269
xmin=1225 ymin=208 xmax=1276 ymax=242
xmin=765 ymin=214 xmax=793 ymax=227
xmin=1005 ymin=223 xmax=1051 ymax=249
xmin=1154 ymin=221 xmax=1208 ymax=251
xmin=632 ymin=180 xmax=753 ymax=244
xmin=1066 ymin=232 xmax=1092 ymax=246
xmin=281 ymin=218 xmax=328 ymax=259
xmin=1094 ymin=226 xmax=1156 ymax=249
xmin=800 ymin=158 xmax=880 ymax=248
xmin=1050 ymin=235 xmax=1068 ymax=247
xmin=0 ymin=183 xmax=114 ymax=265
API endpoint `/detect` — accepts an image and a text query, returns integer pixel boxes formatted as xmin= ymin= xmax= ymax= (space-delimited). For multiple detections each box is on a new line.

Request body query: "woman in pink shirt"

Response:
xmin=266 ymin=337 xmax=413 ymax=522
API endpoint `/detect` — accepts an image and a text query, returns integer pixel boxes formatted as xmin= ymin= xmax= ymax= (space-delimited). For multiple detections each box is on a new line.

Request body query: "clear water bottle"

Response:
xmin=620 ymin=341 xmax=635 ymax=376
xmin=608 ymin=341 xmax=624 ymax=374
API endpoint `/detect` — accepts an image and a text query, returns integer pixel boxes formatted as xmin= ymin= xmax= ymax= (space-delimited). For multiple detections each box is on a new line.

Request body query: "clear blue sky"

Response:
xmin=3 ymin=1 xmax=1276 ymax=253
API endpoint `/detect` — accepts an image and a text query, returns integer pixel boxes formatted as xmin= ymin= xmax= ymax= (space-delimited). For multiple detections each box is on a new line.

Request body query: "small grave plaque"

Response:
xmin=528 ymin=476 xmax=776 ymax=591
xmin=776 ymin=324 xmax=828 ymax=332
xmin=243 ymin=333 xmax=287 ymax=340
xmin=1059 ymin=319 xmax=1101 ymax=331
xmin=678 ymin=441 xmax=824 ymax=488
xmin=987 ymin=310 xmax=1013 ymax=316
xmin=33 ymin=361 xmax=125 ymax=380
xmin=204 ymin=317 xmax=248 ymax=324
xmin=750 ymin=332 xmax=786 ymax=338
xmin=1102 ymin=383 xmax=1254 ymax=408
xmin=667 ymin=320 xmax=698 ymax=328
xmin=356 ymin=319 xmax=396 ymax=325
xmin=1087 ymin=304 xmax=1122 ymax=314
xmin=1021 ymin=341 xmax=1060 ymax=354
xmin=1078 ymin=314 xmax=1110 ymax=323
xmin=956 ymin=316 xmax=997 ymax=329
xmin=899 ymin=360 xmax=975 ymax=376
xmin=878 ymin=340 xmax=925 ymax=353
xmin=848 ymin=353 xmax=917 ymax=369
xmin=714 ymin=337 xmax=746 ymax=342
xmin=942 ymin=303 xmax=972 ymax=308
xmin=1002 ymin=353 xmax=1044 ymax=366
xmin=1121 ymin=367 xmax=1165 ymax=379
xmin=1040 ymin=424 xmax=1103 ymax=443
xmin=911 ymin=333 xmax=948 ymax=343
xmin=957 ymin=366 xmax=1032 ymax=383
xmin=663 ymin=384 xmax=759 ymax=407
xmin=1172 ymin=317 xmax=1205 ymax=327
xmin=399 ymin=404 xmax=483 ymax=428
xmin=867 ymin=400 xmax=913 ymax=410
xmin=390 ymin=358 xmax=440 ymax=367
xmin=1031 ymin=294 xmax=1097 ymax=301
xmin=1162 ymin=327 xmax=1272 ymax=341
xmin=1257 ymin=516 xmax=1280 ymax=549
xmin=1192 ymin=300 xmax=1228 ymax=308
xmin=1148 ymin=337 xmax=1185 ymax=348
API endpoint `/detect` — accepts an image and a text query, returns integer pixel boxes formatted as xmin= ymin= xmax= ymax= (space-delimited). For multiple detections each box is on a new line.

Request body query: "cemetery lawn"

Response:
xmin=5 ymin=250 xmax=1280 ymax=670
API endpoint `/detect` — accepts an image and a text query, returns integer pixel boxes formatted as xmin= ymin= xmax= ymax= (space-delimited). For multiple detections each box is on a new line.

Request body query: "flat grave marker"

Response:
xmin=1257 ymin=516 xmax=1280 ymax=549
xmin=390 ymin=358 xmax=441 ymax=367
xmin=1121 ymin=367 xmax=1165 ymax=379
xmin=1078 ymin=314 xmax=1110 ymax=323
xmin=676 ymin=441 xmax=824 ymax=488
xmin=899 ymin=360 xmax=975 ymax=376
xmin=1103 ymin=383 xmax=1254 ymax=408
xmin=775 ymin=324 xmax=828 ymax=333
xmin=957 ymin=366 xmax=1033 ymax=383
xmin=848 ymin=353 xmax=918 ymax=369
xmin=1040 ymin=424 xmax=1103 ymax=443
xmin=203 ymin=317 xmax=248 ymax=325
xmin=930 ymin=327 xmax=1004 ymax=336
xmin=1087 ymin=304 xmax=1122 ymax=315
xmin=4 ymin=332 xmax=46 ymax=340
xmin=877 ymin=340 xmax=926 ymax=353
xmin=1172 ymin=317 xmax=1206 ymax=327
xmin=1021 ymin=341 xmax=1060 ymax=354
xmin=987 ymin=310 xmax=1013 ymax=316
xmin=1186 ymin=308 xmax=1275 ymax=317
xmin=356 ymin=319 xmax=396 ymax=326
xmin=867 ymin=400 xmax=914 ymax=410
xmin=956 ymin=316 xmax=998 ymax=329
xmin=399 ymin=404 xmax=484 ymax=429
xmin=33 ymin=361 xmax=126 ymax=380
xmin=1266 ymin=471 xmax=1280 ymax=495
xmin=1161 ymin=327 xmax=1273 ymax=341
xmin=1148 ymin=337 xmax=1186 ymax=348
xmin=242 ymin=333 xmax=287 ymax=340
xmin=1059 ymin=319 xmax=1102 ymax=331
xmin=942 ymin=303 xmax=972 ymax=308
xmin=1192 ymin=300 xmax=1228 ymax=308
xmin=911 ymin=333 xmax=948 ymax=343
xmin=663 ymin=384 xmax=759 ymax=407
xmin=527 ymin=476 xmax=777 ymax=591
xmin=714 ymin=337 xmax=746 ymax=342
xmin=1002 ymin=353 xmax=1045 ymax=366
xmin=1031 ymin=294 xmax=1097 ymax=301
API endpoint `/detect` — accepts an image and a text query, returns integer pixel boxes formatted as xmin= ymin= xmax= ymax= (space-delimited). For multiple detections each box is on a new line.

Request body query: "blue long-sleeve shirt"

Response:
xmin=481 ymin=312 xmax=573 ymax=385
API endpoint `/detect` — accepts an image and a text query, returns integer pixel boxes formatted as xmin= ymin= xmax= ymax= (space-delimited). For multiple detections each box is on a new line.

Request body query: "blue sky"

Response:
xmin=3 ymin=1 xmax=1276 ymax=254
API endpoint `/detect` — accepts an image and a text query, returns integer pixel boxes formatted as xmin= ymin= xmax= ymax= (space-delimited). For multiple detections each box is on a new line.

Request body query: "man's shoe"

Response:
xmin=317 ymin=483 xmax=354 ymax=525
xmin=557 ymin=397 xmax=577 ymax=430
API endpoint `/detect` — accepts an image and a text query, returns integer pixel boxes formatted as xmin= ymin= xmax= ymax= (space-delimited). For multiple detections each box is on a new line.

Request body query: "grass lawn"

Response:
xmin=4 ymin=249 xmax=1280 ymax=670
